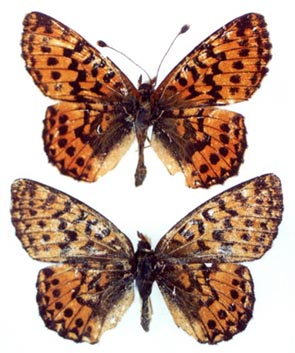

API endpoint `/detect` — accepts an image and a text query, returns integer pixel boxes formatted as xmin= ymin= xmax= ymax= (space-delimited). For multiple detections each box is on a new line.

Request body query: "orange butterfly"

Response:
xmin=11 ymin=174 xmax=283 ymax=343
xmin=22 ymin=12 xmax=271 ymax=187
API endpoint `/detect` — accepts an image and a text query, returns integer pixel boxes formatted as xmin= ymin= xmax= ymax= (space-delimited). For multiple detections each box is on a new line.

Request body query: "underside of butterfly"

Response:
xmin=11 ymin=174 xmax=283 ymax=343
xmin=21 ymin=12 xmax=271 ymax=187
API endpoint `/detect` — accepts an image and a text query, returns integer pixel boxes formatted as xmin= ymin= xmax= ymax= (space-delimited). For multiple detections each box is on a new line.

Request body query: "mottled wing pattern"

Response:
xmin=11 ymin=179 xmax=135 ymax=343
xmin=155 ymin=174 xmax=283 ymax=343
xmin=156 ymin=174 xmax=283 ymax=261
xmin=152 ymin=13 xmax=271 ymax=187
xmin=22 ymin=12 xmax=137 ymax=181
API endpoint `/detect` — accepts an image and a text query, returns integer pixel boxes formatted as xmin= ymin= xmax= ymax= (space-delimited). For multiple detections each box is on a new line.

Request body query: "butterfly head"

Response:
xmin=137 ymin=75 xmax=156 ymax=102
xmin=136 ymin=231 xmax=152 ymax=251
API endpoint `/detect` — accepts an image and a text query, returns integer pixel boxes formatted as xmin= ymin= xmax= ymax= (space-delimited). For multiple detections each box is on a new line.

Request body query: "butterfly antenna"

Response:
xmin=98 ymin=40 xmax=152 ymax=82
xmin=154 ymin=24 xmax=190 ymax=86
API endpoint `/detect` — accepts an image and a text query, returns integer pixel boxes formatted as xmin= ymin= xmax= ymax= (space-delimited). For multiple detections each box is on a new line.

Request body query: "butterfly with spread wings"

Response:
xmin=11 ymin=174 xmax=283 ymax=344
xmin=21 ymin=12 xmax=271 ymax=187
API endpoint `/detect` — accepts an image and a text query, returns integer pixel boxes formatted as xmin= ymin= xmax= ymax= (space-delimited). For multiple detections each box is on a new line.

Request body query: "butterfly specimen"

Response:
xmin=11 ymin=174 xmax=283 ymax=344
xmin=21 ymin=12 xmax=271 ymax=187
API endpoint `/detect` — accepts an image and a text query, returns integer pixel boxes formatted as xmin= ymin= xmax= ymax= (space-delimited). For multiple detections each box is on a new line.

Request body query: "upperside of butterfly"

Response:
xmin=22 ymin=12 xmax=271 ymax=187
xmin=11 ymin=174 xmax=282 ymax=344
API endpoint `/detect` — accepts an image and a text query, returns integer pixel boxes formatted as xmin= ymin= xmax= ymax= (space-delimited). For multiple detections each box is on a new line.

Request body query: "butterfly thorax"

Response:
xmin=134 ymin=232 xmax=158 ymax=331
xmin=136 ymin=82 xmax=154 ymax=126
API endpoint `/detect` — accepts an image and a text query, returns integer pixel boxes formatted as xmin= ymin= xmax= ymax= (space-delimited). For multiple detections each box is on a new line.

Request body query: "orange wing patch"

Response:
xmin=22 ymin=12 xmax=136 ymax=101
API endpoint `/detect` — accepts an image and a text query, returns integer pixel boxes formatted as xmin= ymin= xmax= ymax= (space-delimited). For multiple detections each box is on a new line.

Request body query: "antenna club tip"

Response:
xmin=180 ymin=24 xmax=190 ymax=34
xmin=97 ymin=40 xmax=107 ymax=47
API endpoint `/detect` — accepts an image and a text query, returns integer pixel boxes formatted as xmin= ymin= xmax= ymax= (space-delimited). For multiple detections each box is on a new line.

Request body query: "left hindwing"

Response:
xmin=44 ymin=102 xmax=135 ymax=182
xmin=37 ymin=263 xmax=134 ymax=343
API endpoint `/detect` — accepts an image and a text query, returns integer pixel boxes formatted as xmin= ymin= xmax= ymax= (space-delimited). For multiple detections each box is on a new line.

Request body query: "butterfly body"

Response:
xmin=22 ymin=12 xmax=271 ymax=187
xmin=133 ymin=81 xmax=156 ymax=185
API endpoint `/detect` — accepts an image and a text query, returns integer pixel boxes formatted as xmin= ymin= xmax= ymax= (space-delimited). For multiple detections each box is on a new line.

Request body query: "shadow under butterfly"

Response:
xmin=11 ymin=174 xmax=283 ymax=343
xmin=21 ymin=12 xmax=271 ymax=187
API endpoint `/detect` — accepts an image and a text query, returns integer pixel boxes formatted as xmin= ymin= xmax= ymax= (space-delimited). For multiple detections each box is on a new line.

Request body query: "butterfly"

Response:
xmin=21 ymin=12 xmax=271 ymax=188
xmin=11 ymin=173 xmax=283 ymax=344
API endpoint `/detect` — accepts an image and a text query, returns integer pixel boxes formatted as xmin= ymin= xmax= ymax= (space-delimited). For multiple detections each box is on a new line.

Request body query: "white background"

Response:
xmin=1 ymin=0 xmax=294 ymax=352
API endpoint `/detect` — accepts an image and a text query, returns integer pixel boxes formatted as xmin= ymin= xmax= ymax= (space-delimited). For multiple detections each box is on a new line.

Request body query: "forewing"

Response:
xmin=156 ymin=262 xmax=254 ymax=344
xmin=37 ymin=264 xmax=134 ymax=343
xmin=155 ymin=174 xmax=283 ymax=262
xmin=151 ymin=107 xmax=246 ymax=188
xmin=22 ymin=12 xmax=138 ymax=102
xmin=44 ymin=102 xmax=135 ymax=182
xmin=154 ymin=13 xmax=271 ymax=107
xmin=11 ymin=179 xmax=134 ymax=262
